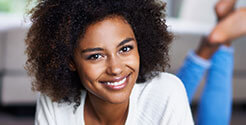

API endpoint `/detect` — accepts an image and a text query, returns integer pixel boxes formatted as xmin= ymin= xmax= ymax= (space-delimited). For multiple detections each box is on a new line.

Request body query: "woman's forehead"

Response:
xmin=78 ymin=16 xmax=135 ymax=48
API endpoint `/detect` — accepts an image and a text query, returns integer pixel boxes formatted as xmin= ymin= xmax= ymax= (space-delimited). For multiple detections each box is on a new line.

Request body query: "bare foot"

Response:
xmin=215 ymin=0 xmax=237 ymax=20
xmin=195 ymin=0 xmax=237 ymax=58
xmin=209 ymin=8 xmax=246 ymax=43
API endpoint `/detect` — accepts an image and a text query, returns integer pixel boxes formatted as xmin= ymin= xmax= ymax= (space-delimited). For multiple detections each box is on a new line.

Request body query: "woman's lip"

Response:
xmin=100 ymin=74 xmax=130 ymax=83
xmin=100 ymin=73 xmax=131 ymax=90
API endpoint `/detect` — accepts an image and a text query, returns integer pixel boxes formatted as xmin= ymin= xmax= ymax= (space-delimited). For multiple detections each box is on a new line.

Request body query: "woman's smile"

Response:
xmin=99 ymin=73 xmax=131 ymax=90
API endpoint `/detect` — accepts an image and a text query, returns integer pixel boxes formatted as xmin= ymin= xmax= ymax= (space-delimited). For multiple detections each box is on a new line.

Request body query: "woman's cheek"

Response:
xmin=80 ymin=61 xmax=106 ymax=81
xmin=127 ymin=51 xmax=140 ymax=70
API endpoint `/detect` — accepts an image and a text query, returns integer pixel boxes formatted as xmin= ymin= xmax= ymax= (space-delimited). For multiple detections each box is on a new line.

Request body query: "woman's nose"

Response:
xmin=106 ymin=56 xmax=123 ymax=76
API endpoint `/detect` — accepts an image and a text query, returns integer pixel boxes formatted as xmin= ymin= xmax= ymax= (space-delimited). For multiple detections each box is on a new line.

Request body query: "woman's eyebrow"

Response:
xmin=117 ymin=38 xmax=134 ymax=47
xmin=81 ymin=47 xmax=104 ymax=53
xmin=81 ymin=38 xmax=134 ymax=53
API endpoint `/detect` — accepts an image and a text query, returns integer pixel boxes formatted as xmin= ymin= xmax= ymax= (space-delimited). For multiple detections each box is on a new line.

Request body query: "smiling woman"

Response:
xmin=25 ymin=0 xmax=193 ymax=124
xmin=71 ymin=16 xmax=140 ymax=105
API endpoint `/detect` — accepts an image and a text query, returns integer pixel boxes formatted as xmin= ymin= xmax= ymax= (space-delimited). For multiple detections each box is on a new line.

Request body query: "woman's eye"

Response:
xmin=119 ymin=45 xmax=133 ymax=53
xmin=87 ymin=54 xmax=103 ymax=60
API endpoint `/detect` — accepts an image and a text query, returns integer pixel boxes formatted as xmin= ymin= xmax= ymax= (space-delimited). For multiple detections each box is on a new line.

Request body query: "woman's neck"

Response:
xmin=84 ymin=92 xmax=129 ymax=125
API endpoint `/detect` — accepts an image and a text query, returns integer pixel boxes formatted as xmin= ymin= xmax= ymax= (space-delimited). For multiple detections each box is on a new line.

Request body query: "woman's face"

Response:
xmin=73 ymin=16 xmax=140 ymax=104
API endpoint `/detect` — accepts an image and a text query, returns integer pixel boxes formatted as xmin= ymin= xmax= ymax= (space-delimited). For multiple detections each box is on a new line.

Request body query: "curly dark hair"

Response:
xmin=25 ymin=0 xmax=173 ymax=109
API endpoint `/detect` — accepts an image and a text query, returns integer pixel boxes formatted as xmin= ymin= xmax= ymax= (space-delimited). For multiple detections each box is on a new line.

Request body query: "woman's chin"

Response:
xmin=103 ymin=92 xmax=131 ymax=104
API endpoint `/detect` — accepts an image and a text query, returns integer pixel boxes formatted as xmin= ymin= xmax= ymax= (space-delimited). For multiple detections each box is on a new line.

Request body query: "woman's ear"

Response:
xmin=69 ymin=60 xmax=76 ymax=71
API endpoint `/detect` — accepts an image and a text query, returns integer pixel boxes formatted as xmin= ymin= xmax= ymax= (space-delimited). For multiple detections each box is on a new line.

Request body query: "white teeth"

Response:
xmin=105 ymin=77 xmax=126 ymax=86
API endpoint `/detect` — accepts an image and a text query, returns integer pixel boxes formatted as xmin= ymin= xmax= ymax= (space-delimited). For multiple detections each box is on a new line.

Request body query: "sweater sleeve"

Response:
xmin=197 ymin=45 xmax=234 ymax=125
xmin=176 ymin=51 xmax=211 ymax=102
xmin=35 ymin=93 xmax=56 ymax=125
xmin=167 ymin=75 xmax=194 ymax=125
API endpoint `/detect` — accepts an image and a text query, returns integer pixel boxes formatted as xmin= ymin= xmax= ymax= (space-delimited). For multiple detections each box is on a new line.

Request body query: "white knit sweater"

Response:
xmin=35 ymin=73 xmax=194 ymax=125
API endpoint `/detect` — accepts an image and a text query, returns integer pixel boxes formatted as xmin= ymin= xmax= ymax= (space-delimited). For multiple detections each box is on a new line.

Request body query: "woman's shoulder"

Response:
xmin=148 ymin=72 xmax=185 ymax=93
xmin=35 ymin=92 xmax=86 ymax=125
xmin=36 ymin=93 xmax=55 ymax=111
xmin=134 ymin=72 xmax=185 ymax=95
xmin=36 ymin=92 xmax=86 ymax=112
xmin=37 ymin=93 xmax=66 ymax=109
xmin=133 ymin=72 xmax=187 ymax=104
xmin=36 ymin=93 xmax=63 ymax=118
xmin=131 ymin=72 xmax=193 ymax=124
xmin=155 ymin=72 xmax=182 ymax=83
